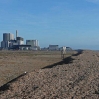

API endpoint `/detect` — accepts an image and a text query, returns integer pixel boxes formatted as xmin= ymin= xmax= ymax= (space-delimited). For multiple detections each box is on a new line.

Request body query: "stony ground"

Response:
xmin=1 ymin=50 xmax=99 ymax=99
xmin=0 ymin=51 xmax=69 ymax=86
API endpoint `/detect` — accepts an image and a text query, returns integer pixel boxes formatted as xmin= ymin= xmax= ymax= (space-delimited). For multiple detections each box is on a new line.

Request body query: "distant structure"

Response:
xmin=1 ymin=31 xmax=24 ymax=50
xmin=26 ymin=40 xmax=39 ymax=50
xmin=12 ymin=45 xmax=31 ymax=50
xmin=61 ymin=46 xmax=66 ymax=59
xmin=49 ymin=45 xmax=59 ymax=51
xmin=15 ymin=30 xmax=24 ymax=45
xmin=1 ymin=33 xmax=14 ymax=49
xmin=26 ymin=40 xmax=39 ymax=47
xmin=16 ymin=37 xmax=24 ymax=45
xmin=1 ymin=31 xmax=40 ymax=50
xmin=3 ymin=33 xmax=14 ymax=41
xmin=16 ymin=30 xmax=18 ymax=40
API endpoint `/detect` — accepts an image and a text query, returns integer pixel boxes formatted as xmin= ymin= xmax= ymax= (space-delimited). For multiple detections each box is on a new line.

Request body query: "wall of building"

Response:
xmin=26 ymin=40 xmax=39 ymax=47
xmin=16 ymin=37 xmax=24 ymax=41
xmin=17 ymin=40 xmax=24 ymax=45
xmin=9 ymin=33 xmax=14 ymax=40
xmin=3 ymin=33 xmax=14 ymax=41
xmin=49 ymin=45 xmax=59 ymax=50
xmin=1 ymin=41 xmax=10 ymax=49
xmin=1 ymin=33 xmax=24 ymax=49
xmin=3 ymin=33 xmax=9 ymax=41
xmin=1 ymin=41 xmax=5 ymax=48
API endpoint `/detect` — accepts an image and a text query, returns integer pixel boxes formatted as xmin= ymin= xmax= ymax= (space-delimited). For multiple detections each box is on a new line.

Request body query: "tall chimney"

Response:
xmin=16 ymin=30 xmax=18 ymax=40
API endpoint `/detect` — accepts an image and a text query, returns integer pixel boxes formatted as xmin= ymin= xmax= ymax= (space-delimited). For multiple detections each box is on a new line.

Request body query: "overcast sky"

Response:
xmin=0 ymin=0 xmax=99 ymax=49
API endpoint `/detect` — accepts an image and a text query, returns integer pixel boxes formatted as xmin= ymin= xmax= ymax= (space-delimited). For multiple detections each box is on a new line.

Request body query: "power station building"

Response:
xmin=26 ymin=40 xmax=39 ymax=47
xmin=1 ymin=31 xmax=40 ymax=50
xmin=14 ymin=37 xmax=24 ymax=45
xmin=1 ymin=31 xmax=24 ymax=49
xmin=3 ymin=33 xmax=14 ymax=41
xmin=26 ymin=40 xmax=39 ymax=50
xmin=1 ymin=33 xmax=14 ymax=49
xmin=49 ymin=45 xmax=59 ymax=50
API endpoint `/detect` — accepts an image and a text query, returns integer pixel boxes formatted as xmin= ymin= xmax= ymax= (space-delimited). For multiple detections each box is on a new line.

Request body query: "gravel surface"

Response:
xmin=0 ymin=51 xmax=65 ymax=86
xmin=0 ymin=50 xmax=99 ymax=99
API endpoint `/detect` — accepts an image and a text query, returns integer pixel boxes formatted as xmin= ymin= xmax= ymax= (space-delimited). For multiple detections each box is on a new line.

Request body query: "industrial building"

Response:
xmin=49 ymin=45 xmax=59 ymax=51
xmin=1 ymin=30 xmax=24 ymax=49
xmin=26 ymin=40 xmax=39 ymax=50
xmin=1 ymin=30 xmax=40 ymax=50
xmin=15 ymin=37 xmax=24 ymax=45
xmin=1 ymin=33 xmax=14 ymax=49
xmin=1 ymin=41 xmax=9 ymax=49
xmin=12 ymin=45 xmax=31 ymax=50
xmin=3 ymin=33 xmax=14 ymax=41
xmin=26 ymin=40 xmax=39 ymax=47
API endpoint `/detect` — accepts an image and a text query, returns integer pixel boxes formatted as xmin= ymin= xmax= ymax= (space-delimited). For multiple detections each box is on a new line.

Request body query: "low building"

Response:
xmin=11 ymin=45 xmax=31 ymax=50
xmin=26 ymin=40 xmax=39 ymax=50
xmin=26 ymin=40 xmax=39 ymax=47
xmin=49 ymin=45 xmax=59 ymax=51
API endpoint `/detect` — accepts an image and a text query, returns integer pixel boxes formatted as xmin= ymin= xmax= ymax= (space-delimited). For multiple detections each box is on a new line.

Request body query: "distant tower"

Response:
xmin=16 ymin=30 xmax=18 ymax=40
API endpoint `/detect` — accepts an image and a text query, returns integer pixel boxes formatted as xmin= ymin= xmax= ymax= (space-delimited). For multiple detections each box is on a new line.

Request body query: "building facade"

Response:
xmin=1 ymin=33 xmax=24 ymax=49
xmin=3 ymin=33 xmax=14 ymax=41
xmin=26 ymin=40 xmax=39 ymax=47
xmin=26 ymin=40 xmax=39 ymax=50
xmin=16 ymin=37 xmax=24 ymax=45
xmin=49 ymin=45 xmax=59 ymax=50
xmin=1 ymin=33 xmax=14 ymax=49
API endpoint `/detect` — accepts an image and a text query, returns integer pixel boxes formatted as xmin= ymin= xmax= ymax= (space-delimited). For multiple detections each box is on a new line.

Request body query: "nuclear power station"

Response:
xmin=1 ymin=30 xmax=40 ymax=50
xmin=3 ymin=33 xmax=14 ymax=41
xmin=1 ymin=33 xmax=14 ymax=49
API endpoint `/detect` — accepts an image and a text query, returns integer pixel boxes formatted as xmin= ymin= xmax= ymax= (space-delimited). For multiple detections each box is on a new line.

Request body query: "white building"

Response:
xmin=16 ymin=37 xmax=24 ymax=45
xmin=10 ymin=37 xmax=24 ymax=47
xmin=17 ymin=40 xmax=24 ymax=45
xmin=26 ymin=40 xmax=39 ymax=47
xmin=26 ymin=40 xmax=39 ymax=50
xmin=9 ymin=33 xmax=14 ymax=41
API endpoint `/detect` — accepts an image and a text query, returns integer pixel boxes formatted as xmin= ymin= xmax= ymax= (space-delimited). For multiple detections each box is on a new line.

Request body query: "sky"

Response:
xmin=0 ymin=0 xmax=99 ymax=50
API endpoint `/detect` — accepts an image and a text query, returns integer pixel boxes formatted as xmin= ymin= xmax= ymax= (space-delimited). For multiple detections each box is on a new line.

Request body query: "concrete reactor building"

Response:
xmin=1 ymin=31 xmax=40 ymax=50
xmin=16 ymin=37 xmax=24 ymax=45
xmin=1 ymin=30 xmax=24 ymax=49
xmin=26 ymin=40 xmax=39 ymax=47
xmin=3 ymin=33 xmax=14 ymax=41
xmin=1 ymin=33 xmax=14 ymax=49
xmin=26 ymin=40 xmax=39 ymax=50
